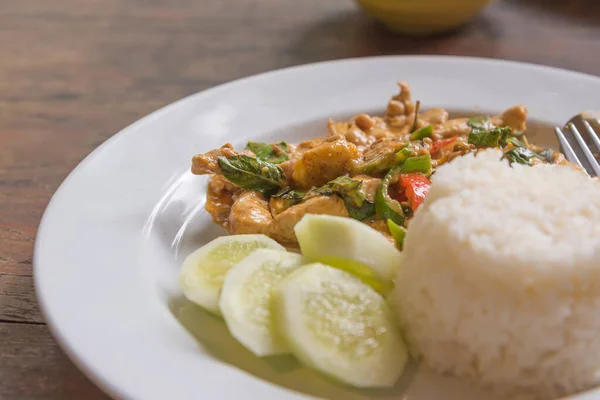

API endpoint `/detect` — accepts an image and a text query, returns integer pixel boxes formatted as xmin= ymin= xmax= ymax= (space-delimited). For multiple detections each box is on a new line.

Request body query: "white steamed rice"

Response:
xmin=393 ymin=149 xmax=600 ymax=399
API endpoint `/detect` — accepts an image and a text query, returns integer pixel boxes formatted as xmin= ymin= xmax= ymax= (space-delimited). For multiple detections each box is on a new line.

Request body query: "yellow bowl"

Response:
xmin=356 ymin=0 xmax=493 ymax=35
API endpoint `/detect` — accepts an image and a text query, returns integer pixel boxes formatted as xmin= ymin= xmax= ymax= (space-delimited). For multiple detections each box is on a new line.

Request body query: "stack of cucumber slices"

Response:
xmin=178 ymin=214 xmax=407 ymax=388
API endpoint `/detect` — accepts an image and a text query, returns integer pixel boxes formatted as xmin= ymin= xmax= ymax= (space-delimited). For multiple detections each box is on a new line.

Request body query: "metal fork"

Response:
xmin=554 ymin=113 xmax=600 ymax=177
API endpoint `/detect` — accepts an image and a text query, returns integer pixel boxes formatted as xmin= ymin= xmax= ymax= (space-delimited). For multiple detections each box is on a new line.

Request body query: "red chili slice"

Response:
xmin=398 ymin=173 xmax=431 ymax=211
xmin=431 ymin=136 xmax=458 ymax=156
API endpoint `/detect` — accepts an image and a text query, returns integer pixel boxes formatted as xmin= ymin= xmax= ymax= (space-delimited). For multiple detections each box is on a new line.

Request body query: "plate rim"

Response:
xmin=34 ymin=55 xmax=600 ymax=400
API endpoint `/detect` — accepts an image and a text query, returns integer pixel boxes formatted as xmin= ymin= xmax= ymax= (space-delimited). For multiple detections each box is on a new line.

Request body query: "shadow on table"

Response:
xmin=168 ymin=295 xmax=417 ymax=400
xmin=284 ymin=8 xmax=503 ymax=65
xmin=505 ymin=0 xmax=600 ymax=25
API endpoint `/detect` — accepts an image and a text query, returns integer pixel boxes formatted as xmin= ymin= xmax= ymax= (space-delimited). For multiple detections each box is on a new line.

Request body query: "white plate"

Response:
xmin=34 ymin=56 xmax=600 ymax=400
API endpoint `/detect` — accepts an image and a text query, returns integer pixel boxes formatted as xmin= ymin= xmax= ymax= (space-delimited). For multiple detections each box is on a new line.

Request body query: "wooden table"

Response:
xmin=1 ymin=0 xmax=599 ymax=398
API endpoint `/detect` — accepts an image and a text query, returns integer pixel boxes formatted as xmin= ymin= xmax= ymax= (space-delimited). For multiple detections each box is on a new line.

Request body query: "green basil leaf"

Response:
xmin=503 ymin=147 xmax=536 ymax=165
xmin=468 ymin=126 xmax=511 ymax=147
xmin=276 ymin=141 xmax=289 ymax=152
xmin=467 ymin=116 xmax=512 ymax=148
xmin=272 ymin=188 xmax=306 ymax=199
xmin=467 ymin=116 xmax=494 ymax=131
xmin=310 ymin=176 xmax=375 ymax=220
xmin=245 ymin=142 xmax=273 ymax=160
xmin=502 ymin=135 xmax=526 ymax=148
xmin=272 ymin=188 xmax=306 ymax=208
xmin=312 ymin=175 xmax=365 ymax=207
xmin=245 ymin=141 xmax=289 ymax=164
xmin=345 ymin=199 xmax=376 ymax=221
xmin=218 ymin=155 xmax=286 ymax=196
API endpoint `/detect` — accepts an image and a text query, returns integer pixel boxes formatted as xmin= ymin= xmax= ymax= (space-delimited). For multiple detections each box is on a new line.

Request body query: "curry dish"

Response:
xmin=191 ymin=82 xmax=566 ymax=248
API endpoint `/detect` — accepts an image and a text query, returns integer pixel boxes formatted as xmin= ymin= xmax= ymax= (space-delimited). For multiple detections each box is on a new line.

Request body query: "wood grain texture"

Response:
xmin=0 ymin=323 xmax=109 ymax=400
xmin=0 ymin=0 xmax=599 ymax=398
xmin=0 ymin=274 xmax=43 ymax=323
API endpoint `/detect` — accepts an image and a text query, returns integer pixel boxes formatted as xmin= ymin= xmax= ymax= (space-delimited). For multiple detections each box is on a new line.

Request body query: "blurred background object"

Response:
xmin=356 ymin=0 xmax=493 ymax=35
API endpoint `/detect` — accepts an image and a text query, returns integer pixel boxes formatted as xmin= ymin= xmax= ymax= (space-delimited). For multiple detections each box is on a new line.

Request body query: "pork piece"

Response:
xmin=292 ymin=136 xmax=360 ymax=188
xmin=352 ymin=138 xmax=404 ymax=174
xmin=386 ymin=114 xmax=410 ymax=131
xmin=277 ymin=159 xmax=296 ymax=182
xmin=419 ymin=108 xmax=449 ymax=125
xmin=368 ymin=117 xmax=399 ymax=139
xmin=431 ymin=136 xmax=475 ymax=167
xmin=328 ymin=120 xmax=374 ymax=150
xmin=268 ymin=195 xmax=349 ymax=245
xmin=547 ymin=152 xmax=587 ymax=174
xmin=269 ymin=196 xmax=291 ymax=218
xmin=386 ymin=109 xmax=448 ymax=138
xmin=330 ymin=115 xmax=398 ymax=145
xmin=433 ymin=118 xmax=471 ymax=138
xmin=386 ymin=81 xmax=415 ymax=117
xmin=271 ymin=141 xmax=311 ymax=182
xmin=432 ymin=105 xmax=528 ymax=139
xmin=205 ymin=175 xmax=239 ymax=229
xmin=278 ymin=137 xmax=328 ymax=181
xmin=191 ymin=143 xmax=240 ymax=175
xmin=552 ymin=152 xmax=569 ymax=166
xmin=228 ymin=191 xmax=273 ymax=234
xmin=353 ymin=114 xmax=397 ymax=141
xmin=491 ymin=105 xmax=528 ymax=132
xmin=352 ymin=175 xmax=381 ymax=202
xmin=295 ymin=137 xmax=326 ymax=153
xmin=363 ymin=138 xmax=405 ymax=160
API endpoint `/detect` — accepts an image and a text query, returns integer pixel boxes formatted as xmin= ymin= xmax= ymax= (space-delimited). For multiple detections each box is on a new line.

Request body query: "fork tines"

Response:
xmin=554 ymin=117 xmax=600 ymax=177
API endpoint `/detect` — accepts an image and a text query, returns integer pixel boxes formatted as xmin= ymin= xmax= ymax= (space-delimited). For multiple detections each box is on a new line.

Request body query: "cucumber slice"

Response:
xmin=178 ymin=234 xmax=284 ymax=315
xmin=271 ymin=263 xmax=407 ymax=388
xmin=294 ymin=214 xmax=402 ymax=292
xmin=219 ymin=249 xmax=305 ymax=356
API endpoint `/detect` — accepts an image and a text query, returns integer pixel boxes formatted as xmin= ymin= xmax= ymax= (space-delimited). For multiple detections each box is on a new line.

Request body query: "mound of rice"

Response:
xmin=392 ymin=149 xmax=600 ymax=399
